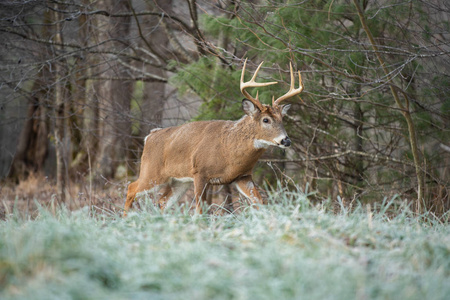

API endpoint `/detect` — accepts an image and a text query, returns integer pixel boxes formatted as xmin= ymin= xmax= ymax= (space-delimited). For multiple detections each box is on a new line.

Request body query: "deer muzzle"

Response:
xmin=280 ymin=137 xmax=291 ymax=147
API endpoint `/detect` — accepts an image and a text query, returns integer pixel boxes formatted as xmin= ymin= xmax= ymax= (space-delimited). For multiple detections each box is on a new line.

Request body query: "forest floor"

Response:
xmin=0 ymin=180 xmax=449 ymax=300
xmin=0 ymin=173 xmax=126 ymax=219
xmin=0 ymin=173 xmax=241 ymax=219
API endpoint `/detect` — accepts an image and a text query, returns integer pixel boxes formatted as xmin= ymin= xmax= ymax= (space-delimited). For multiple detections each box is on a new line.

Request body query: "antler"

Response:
xmin=240 ymin=58 xmax=278 ymax=111
xmin=272 ymin=62 xmax=304 ymax=107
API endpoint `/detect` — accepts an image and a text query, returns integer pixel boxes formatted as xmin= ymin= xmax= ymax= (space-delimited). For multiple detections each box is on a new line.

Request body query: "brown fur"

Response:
xmin=123 ymin=104 xmax=290 ymax=216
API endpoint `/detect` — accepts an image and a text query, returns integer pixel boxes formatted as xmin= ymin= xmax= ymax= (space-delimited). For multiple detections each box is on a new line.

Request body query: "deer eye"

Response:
xmin=263 ymin=118 xmax=270 ymax=124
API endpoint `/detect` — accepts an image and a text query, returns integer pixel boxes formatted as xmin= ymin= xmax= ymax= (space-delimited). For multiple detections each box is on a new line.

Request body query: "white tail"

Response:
xmin=124 ymin=59 xmax=304 ymax=216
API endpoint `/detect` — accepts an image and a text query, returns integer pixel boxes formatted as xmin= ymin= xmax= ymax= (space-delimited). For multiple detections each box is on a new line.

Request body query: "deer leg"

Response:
xmin=165 ymin=181 xmax=191 ymax=209
xmin=233 ymin=175 xmax=263 ymax=207
xmin=124 ymin=179 xmax=164 ymax=217
xmin=157 ymin=185 xmax=173 ymax=210
xmin=124 ymin=181 xmax=139 ymax=217
xmin=193 ymin=176 xmax=209 ymax=214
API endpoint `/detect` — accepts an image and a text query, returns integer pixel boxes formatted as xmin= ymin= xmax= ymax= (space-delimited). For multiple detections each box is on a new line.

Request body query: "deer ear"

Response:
xmin=281 ymin=104 xmax=291 ymax=116
xmin=242 ymin=99 xmax=260 ymax=117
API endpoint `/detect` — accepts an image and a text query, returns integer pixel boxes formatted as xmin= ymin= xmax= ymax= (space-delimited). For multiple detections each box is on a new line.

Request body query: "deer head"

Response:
xmin=240 ymin=58 xmax=304 ymax=149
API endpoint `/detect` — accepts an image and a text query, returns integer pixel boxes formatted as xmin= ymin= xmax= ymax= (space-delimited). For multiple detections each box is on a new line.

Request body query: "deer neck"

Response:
xmin=227 ymin=116 xmax=267 ymax=157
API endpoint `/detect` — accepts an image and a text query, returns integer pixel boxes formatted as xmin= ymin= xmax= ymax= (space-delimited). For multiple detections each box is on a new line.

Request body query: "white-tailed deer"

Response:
xmin=124 ymin=59 xmax=304 ymax=216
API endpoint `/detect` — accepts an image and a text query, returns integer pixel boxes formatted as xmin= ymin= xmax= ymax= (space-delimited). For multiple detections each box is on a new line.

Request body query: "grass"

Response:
xmin=0 ymin=189 xmax=449 ymax=300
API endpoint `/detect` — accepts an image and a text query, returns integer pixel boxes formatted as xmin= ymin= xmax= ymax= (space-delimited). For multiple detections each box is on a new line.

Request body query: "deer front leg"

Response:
xmin=234 ymin=175 xmax=263 ymax=207
xmin=193 ymin=176 xmax=209 ymax=214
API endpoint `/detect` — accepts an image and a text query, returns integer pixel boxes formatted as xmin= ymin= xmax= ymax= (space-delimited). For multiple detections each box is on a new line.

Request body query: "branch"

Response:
xmin=127 ymin=1 xmax=166 ymax=64
xmin=260 ymin=150 xmax=412 ymax=166
xmin=87 ymin=76 xmax=167 ymax=82
xmin=116 ymin=58 xmax=168 ymax=82
xmin=440 ymin=143 xmax=450 ymax=153
xmin=83 ymin=10 xmax=194 ymax=35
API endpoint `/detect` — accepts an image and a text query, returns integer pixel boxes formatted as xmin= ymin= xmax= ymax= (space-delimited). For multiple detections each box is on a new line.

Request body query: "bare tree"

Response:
xmin=0 ymin=0 xmax=204 ymax=198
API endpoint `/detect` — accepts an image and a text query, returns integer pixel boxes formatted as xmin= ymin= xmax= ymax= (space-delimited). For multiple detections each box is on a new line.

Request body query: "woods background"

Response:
xmin=0 ymin=0 xmax=449 ymax=215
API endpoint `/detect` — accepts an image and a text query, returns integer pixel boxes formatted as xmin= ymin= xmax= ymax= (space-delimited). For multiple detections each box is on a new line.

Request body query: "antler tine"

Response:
xmin=240 ymin=58 xmax=278 ymax=111
xmin=273 ymin=62 xmax=304 ymax=106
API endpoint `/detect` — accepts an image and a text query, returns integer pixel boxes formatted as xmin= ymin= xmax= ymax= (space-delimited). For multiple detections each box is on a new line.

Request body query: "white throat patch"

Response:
xmin=253 ymin=139 xmax=277 ymax=149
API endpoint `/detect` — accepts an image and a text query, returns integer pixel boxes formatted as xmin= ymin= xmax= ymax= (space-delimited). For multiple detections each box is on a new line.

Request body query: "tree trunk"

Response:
xmin=130 ymin=0 xmax=172 ymax=174
xmin=353 ymin=101 xmax=364 ymax=185
xmin=139 ymin=0 xmax=173 ymax=135
xmin=8 ymin=84 xmax=49 ymax=180
xmin=92 ymin=0 xmax=132 ymax=180
xmin=70 ymin=2 xmax=97 ymax=174
xmin=52 ymin=7 xmax=67 ymax=203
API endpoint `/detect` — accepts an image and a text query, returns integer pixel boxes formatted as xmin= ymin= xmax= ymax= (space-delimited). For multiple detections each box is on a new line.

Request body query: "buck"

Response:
xmin=124 ymin=59 xmax=304 ymax=216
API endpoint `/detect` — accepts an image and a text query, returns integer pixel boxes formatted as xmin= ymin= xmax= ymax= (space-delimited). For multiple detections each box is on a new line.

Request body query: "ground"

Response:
xmin=0 ymin=185 xmax=449 ymax=300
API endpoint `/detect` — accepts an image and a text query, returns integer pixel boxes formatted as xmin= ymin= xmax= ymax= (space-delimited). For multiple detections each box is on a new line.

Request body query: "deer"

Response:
xmin=123 ymin=59 xmax=304 ymax=216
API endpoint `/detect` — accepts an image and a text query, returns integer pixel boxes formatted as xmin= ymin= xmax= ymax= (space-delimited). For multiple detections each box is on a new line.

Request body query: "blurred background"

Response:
xmin=0 ymin=0 xmax=448 ymax=215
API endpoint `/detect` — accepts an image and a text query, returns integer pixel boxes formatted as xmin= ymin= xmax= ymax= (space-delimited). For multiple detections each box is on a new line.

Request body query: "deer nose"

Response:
xmin=281 ymin=137 xmax=291 ymax=147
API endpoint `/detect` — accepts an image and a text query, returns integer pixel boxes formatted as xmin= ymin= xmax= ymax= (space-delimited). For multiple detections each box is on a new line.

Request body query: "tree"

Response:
xmin=0 ymin=0 xmax=203 ymax=196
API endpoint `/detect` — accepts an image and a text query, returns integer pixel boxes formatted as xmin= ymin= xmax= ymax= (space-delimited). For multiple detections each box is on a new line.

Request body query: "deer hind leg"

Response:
xmin=234 ymin=175 xmax=263 ymax=207
xmin=193 ymin=176 xmax=209 ymax=214
xmin=124 ymin=180 xmax=164 ymax=217
xmin=124 ymin=181 xmax=139 ymax=217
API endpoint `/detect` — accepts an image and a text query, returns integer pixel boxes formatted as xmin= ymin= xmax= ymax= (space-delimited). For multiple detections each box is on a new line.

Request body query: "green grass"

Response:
xmin=0 ymin=190 xmax=449 ymax=300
